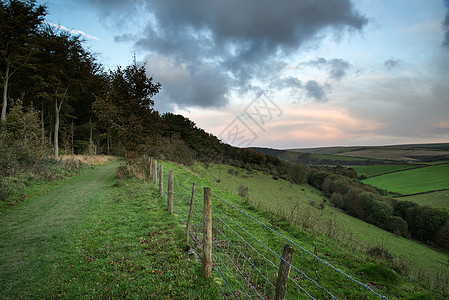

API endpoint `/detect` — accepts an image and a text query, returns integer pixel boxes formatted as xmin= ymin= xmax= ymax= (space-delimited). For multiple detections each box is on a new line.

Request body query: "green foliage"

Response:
xmin=289 ymin=162 xmax=308 ymax=184
xmin=406 ymin=293 xmax=434 ymax=300
xmin=162 ymin=137 xmax=195 ymax=166
xmin=0 ymin=99 xmax=45 ymax=176
xmin=406 ymin=206 xmax=449 ymax=243
xmin=94 ymin=61 xmax=163 ymax=158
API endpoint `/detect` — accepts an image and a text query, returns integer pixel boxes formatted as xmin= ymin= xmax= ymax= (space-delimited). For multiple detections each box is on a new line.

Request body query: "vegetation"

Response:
xmin=362 ymin=164 xmax=449 ymax=195
xmin=0 ymin=160 xmax=219 ymax=299
xmin=353 ymin=164 xmax=419 ymax=178
xmin=401 ymin=191 xmax=449 ymax=210
xmin=1 ymin=2 xmax=448 ymax=298
xmin=162 ymin=160 xmax=449 ymax=299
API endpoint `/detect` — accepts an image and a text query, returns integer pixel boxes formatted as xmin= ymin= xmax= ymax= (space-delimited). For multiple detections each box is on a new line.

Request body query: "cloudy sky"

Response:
xmin=38 ymin=0 xmax=449 ymax=149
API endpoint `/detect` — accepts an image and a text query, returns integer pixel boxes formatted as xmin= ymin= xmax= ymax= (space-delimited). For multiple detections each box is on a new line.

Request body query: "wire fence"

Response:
xmin=155 ymin=163 xmax=388 ymax=300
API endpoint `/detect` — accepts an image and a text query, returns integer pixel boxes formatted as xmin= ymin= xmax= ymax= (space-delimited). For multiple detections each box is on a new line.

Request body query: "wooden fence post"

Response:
xmin=149 ymin=157 xmax=154 ymax=179
xmin=203 ymin=187 xmax=212 ymax=278
xmin=185 ymin=183 xmax=196 ymax=251
xmin=274 ymin=244 xmax=295 ymax=300
xmin=167 ymin=170 xmax=174 ymax=214
xmin=152 ymin=159 xmax=158 ymax=184
xmin=158 ymin=164 xmax=163 ymax=197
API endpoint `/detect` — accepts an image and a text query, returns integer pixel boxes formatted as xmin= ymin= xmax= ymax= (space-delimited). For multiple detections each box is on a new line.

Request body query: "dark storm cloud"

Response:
xmin=82 ymin=0 xmax=367 ymax=109
xmin=302 ymin=58 xmax=352 ymax=81
xmin=384 ymin=59 xmax=400 ymax=69
xmin=443 ymin=10 xmax=449 ymax=49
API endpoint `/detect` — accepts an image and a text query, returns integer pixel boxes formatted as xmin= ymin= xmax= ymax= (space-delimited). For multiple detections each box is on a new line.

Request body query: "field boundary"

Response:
xmin=150 ymin=159 xmax=389 ymax=299
xmin=365 ymin=162 xmax=449 ymax=179
xmin=393 ymin=188 xmax=449 ymax=198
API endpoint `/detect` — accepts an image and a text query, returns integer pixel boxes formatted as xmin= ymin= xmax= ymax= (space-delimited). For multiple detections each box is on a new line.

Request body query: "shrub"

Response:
xmin=358 ymin=263 xmax=400 ymax=285
xmin=238 ymin=185 xmax=249 ymax=203
xmin=367 ymin=245 xmax=394 ymax=261
xmin=330 ymin=192 xmax=344 ymax=208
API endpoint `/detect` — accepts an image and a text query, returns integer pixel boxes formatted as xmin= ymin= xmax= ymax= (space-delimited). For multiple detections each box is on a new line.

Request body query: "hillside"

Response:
xmin=160 ymin=160 xmax=449 ymax=299
xmin=250 ymin=143 xmax=449 ymax=166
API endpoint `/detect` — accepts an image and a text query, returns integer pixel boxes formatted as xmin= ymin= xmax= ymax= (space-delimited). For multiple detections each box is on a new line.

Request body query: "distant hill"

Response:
xmin=250 ymin=143 xmax=449 ymax=166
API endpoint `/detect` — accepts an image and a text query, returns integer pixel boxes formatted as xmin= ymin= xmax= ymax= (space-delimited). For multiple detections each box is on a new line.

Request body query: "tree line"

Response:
xmin=307 ymin=168 xmax=449 ymax=250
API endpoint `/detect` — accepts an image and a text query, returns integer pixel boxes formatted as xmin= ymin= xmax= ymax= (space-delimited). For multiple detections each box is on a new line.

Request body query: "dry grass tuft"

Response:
xmin=60 ymin=155 xmax=118 ymax=166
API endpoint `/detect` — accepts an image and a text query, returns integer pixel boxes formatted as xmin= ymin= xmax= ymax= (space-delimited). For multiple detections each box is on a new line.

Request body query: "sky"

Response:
xmin=37 ymin=0 xmax=449 ymax=149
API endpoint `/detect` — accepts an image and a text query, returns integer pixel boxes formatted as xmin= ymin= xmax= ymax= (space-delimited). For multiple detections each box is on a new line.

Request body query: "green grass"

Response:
xmin=362 ymin=164 xmax=449 ymax=195
xmin=0 ymin=161 xmax=219 ymax=299
xmin=186 ymin=163 xmax=449 ymax=275
xmin=399 ymin=191 xmax=449 ymax=210
xmin=309 ymin=153 xmax=368 ymax=161
xmin=162 ymin=161 xmax=449 ymax=299
xmin=353 ymin=164 xmax=419 ymax=178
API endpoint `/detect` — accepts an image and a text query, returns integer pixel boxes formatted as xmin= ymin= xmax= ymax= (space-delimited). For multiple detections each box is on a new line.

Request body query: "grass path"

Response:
xmin=0 ymin=161 xmax=218 ymax=299
xmin=0 ymin=161 xmax=121 ymax=297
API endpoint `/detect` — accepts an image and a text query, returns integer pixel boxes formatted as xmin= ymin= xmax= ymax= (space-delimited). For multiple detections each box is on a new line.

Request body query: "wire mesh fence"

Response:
xmin=157 ymin=164 xmax=388 ymax=300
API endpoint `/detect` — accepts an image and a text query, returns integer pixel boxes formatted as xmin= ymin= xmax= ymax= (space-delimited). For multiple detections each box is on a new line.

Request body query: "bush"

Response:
xmin=238 ymin=185 xmax=249 ymax=203
xmin=367 ymin=245 xmax=394 ymax=261
xmin=330 ymin=192 xmax=344 ymax=208
xmin=358 ymin=263 xmax=400 ymax=285
xmin=0 ymin=100 xmax=46 ymax=177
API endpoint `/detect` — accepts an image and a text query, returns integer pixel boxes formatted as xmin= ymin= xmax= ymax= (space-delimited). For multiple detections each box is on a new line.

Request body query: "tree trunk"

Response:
xmin=54 ymin=99 xmax=59 ymax=159
xmin=89 ymin=117 xmax=94 ymax=154
xmin=41 ymin=101 xmax=45 ymax=143
xmin=106 ymin=126 xmax=110 ymax=155
xmin=71 ymin=119 xmax=74 ymax=153
xmin=1 ymin=64 xmax=10 ymax=123
xmin=54 ymin=86 xmax=69 ymax=159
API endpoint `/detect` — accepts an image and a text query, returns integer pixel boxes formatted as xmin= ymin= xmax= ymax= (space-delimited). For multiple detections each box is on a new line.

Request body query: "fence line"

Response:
xmin=156 ymin=163 xmax=388 ymax=300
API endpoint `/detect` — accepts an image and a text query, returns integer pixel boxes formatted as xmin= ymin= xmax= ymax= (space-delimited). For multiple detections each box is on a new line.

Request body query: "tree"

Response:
xmin=94 ymin=60 xmax=163 ymax=157
xmin=0 ymin=0 xmax=46 ymax=123
xmin=34 ymin=26 xmax=98 ymax=158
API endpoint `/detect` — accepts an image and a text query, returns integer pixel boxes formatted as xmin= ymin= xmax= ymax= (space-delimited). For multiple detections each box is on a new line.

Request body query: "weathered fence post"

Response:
xmin=152 ymin=159 xmax=158 ymax=184
xmin=158 ymin=164 xmax=163 ymax=197
xmin=167 ymin=170 xmax=174 ymax=214
xmin=185 ymin=182 xmax=196 ymax=250
xmin=274 ymin=244 xmax=295 ymax=300
xmin=149 ymin=157 xmax=154 ymax=179
xmin=203 ymin=187 xmax=212 ymax=278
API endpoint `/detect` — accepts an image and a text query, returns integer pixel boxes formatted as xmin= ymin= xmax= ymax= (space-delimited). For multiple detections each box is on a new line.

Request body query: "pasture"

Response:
xmin=400 ymin=191 xmax=449 ymax=210
xmin=362 ymin=164 xmax=449 ymax=195
xmin=353 ymin=164 xmax=419 ymax=178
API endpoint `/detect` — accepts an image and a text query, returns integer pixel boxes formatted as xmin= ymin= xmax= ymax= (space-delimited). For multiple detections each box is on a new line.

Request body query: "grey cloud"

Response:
xmin=443 ymin=10 xmax=449 ymax=49
xmin=384 ymin=59 xmax=400 ymax=69
xmin=302 ymin=57 xmax=352 ymax=81
xmin=305 ymin=80 xmax=329 ymax=102
xmin=81 ymin=0 xmax=367 ymax=109
xmin=144 ymin=54 xmax=230 ymax=111
xmin=279 ymin=77 xmax=302 ymax=90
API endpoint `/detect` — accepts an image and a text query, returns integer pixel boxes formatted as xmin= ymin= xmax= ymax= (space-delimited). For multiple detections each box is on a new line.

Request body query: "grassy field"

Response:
xmin=399 ymin=191 xmax=449 ymax=210
xmin=336 ymin=149 xmax=449 ymax=161
xmin=353 ymin=164 xmax=419 ymax=178
xmin=0 ymin=160 xmax=219 ymax=299
xmin=362 ymin=164 xmax=449 ymax=195
xmin=161 ymin=161 xmax=449 ymax=298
